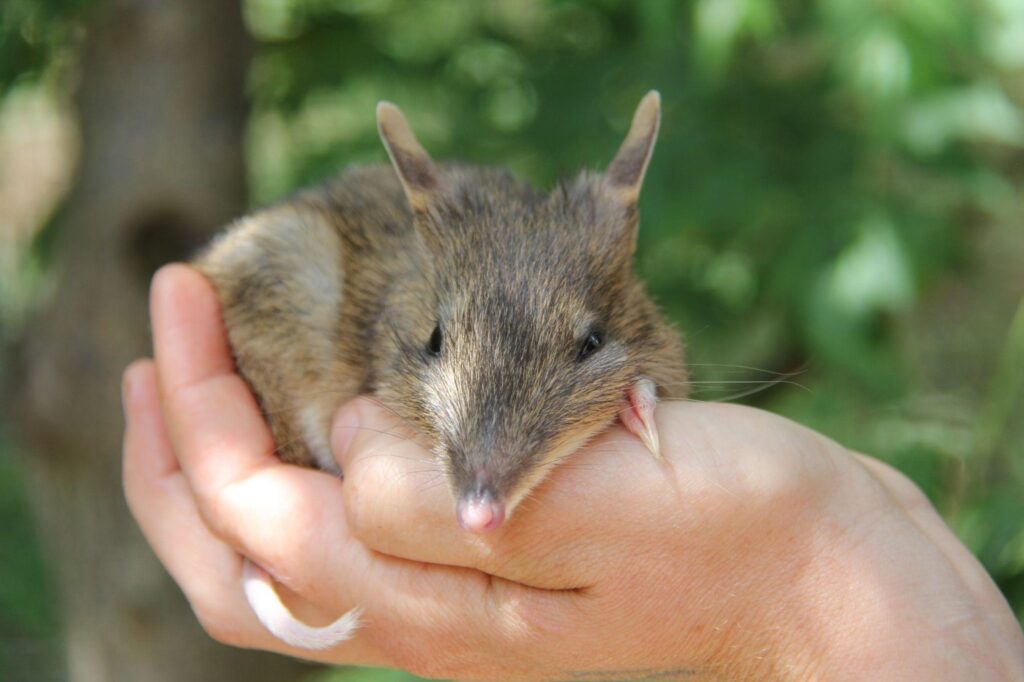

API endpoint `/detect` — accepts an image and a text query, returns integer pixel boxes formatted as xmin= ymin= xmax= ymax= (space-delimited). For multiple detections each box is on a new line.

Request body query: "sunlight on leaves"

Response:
xmin=842 ymin=26 xmax=911 ymax=102
xmin=903 ymin=84 xmax=1024 ymax=155
xmin=694 ymin=0 xmax=778 ymax=74
xmin=984 ymin=0 xmax=1024 ymax=68
xmin=827 ymin=216 xmax=914 ymax=320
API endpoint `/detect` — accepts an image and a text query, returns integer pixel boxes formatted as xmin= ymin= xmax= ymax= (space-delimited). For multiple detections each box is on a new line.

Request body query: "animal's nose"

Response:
xmin=456 ymin=471 xmax=506 ymax=533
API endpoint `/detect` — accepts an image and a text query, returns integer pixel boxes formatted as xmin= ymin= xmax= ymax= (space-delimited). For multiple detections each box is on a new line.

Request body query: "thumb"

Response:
xmin=331 ymin=397 xmax=426 ymax=476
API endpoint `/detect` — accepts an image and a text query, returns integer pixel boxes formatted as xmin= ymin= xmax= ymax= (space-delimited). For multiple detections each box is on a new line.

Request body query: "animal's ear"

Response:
xmin=602 ymin=91 xmax=661 ymax=206
xmin=377 ymin=101 xmax=446 ymax=212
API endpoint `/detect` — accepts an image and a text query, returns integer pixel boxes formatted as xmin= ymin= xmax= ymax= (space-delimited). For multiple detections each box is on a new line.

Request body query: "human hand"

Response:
xmin=123 ymin=264 xmax=1024 ymax=680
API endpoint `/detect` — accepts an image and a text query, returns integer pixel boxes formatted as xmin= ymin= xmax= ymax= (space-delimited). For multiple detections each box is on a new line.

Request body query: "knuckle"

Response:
xmin=196 ymin=481 xmax=239 ymax=541
xmin=489 ymin=586 xmax=554 ymax=650
xmin=344 ymin=459 xmax=391 ymax=542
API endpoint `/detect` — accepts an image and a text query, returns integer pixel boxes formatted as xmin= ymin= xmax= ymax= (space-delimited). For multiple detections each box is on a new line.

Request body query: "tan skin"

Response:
xmin=122 ymin=264 xmax=1024 ymax=681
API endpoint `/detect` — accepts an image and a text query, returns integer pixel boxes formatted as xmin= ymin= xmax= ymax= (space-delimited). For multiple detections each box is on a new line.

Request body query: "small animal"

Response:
xmin=195 ymin=91 xmax=688 ymax=650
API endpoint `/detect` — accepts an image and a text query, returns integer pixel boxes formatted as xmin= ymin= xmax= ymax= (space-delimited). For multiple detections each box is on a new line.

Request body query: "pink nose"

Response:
xmin=457 ymin=496 xmax=506 ymax=533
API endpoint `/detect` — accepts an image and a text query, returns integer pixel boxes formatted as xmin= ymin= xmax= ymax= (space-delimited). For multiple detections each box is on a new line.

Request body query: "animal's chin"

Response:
xmin=448 ymin=422 xmax=616 ymax=533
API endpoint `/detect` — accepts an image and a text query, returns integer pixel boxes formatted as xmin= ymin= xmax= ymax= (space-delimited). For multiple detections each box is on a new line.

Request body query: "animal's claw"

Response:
xmin=622 ymin=377 xmax=661 ymax=459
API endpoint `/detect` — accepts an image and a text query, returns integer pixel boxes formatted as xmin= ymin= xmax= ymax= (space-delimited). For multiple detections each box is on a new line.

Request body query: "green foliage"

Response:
xmin=0 ymin=0 xmax=93 ymax=94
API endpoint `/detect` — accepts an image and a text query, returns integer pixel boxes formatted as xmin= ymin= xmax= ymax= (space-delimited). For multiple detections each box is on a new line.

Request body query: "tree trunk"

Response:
xmin=13 ymin=0 xmax=312 ymax=679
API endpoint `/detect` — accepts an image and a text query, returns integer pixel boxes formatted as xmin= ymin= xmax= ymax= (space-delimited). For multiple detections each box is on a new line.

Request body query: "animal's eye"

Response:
xmin=577 ymin=331 xmax=603 ymax=361
xmin=427 ymin=324 xmax=443 ymax=356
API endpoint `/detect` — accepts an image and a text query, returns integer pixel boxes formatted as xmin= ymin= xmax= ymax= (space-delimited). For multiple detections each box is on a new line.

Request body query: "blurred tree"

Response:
xmin=10 ymin=0 xmax=311 ymax=679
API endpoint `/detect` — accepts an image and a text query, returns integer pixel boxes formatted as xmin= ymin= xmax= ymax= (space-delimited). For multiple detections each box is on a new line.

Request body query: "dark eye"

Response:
xmin=577 ymin=331 xmax=603 ymax=361
xmin=427 ymin=324 xmax=443 ymax=356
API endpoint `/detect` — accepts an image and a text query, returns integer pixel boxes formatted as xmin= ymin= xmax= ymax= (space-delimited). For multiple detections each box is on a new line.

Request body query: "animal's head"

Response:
xmin=372 ymin=93 xmax=685 ymax=530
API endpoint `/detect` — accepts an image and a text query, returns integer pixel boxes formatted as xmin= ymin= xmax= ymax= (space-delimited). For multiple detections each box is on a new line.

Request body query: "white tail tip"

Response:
xmin=242 ymin=559 xmax=360 ymax=650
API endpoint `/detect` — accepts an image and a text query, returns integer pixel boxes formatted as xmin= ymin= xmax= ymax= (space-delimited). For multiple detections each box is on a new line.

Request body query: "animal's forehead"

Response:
xmin=444 ymin=273 xmax=595 ymax=337
xmin=436 ymin=187 xmax=620 ymax=323
xmin=445 ymin=215 xmax=604 ymax=280
xmin=447 ymin=178 xmax=601 ymax=234
xmin=444 ymin=183 xmax=626 ymax=273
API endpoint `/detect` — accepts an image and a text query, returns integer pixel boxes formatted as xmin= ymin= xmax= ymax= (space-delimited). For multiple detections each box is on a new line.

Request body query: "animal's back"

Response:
xmin=197 ymin=162 xmax=546 ymax=469
xmin=195 ymin=165 xmax=414 ymax=469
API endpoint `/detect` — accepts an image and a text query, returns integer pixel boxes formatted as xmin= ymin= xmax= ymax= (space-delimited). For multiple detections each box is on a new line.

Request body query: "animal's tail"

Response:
xmin=242 ymin=559 xmax=361 ymax=650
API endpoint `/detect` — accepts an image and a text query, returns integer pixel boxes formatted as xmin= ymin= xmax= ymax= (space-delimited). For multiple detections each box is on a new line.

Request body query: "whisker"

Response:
xmin=688 ymin=380 xmax=811 ymax=397
xmin=355 ymin=450 xmax=435 ymax=464
xmin=407 ymin=467 xmax=446 ymax=480
xmin=413 ymin=477 xmax=450 ymax=494
xmin=686 ymin=362 xmax=806 ymax=376
xmin=701 ymin=376 xmax=811 ymax=400
xmin=363 ymin=395 xmax=412 ymax=423
xmin=686 ymin=379 xmax=807 ymax=385
xmin=335 ymin=424 xmax=409 ymax=438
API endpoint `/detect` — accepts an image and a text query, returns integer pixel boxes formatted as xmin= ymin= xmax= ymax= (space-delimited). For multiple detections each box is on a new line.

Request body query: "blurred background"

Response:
xmin=1 ymin=0 xmax=1022 ymax=680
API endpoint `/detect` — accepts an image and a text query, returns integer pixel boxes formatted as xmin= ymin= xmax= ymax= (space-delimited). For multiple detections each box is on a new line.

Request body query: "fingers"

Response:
xmin=123 ymin=355 xmax=394 ymax=663
xmin=149 ymin=265 xmax=352 ymax=600
xmin=149 ymin=265 xmax=356 ymax=607
xmin=121 ymin=359 xmax=274 ymax=651
xmin=332 ymin=397 xmax=859 ymax=593
xmin=142 ymin=265 xmax=575 ymax=672
xmin=122 ymin=359 xmax=238 ymax=604
xmin=145 ymin=265 xmax=388 ymax=659
xmin=150 ymin=264 xmax=281 ymax=526
xmin=217 ymin=462 xmax=575 ymax=674
xmin=332 ymin=397 xmax=697 ymax=589
xmin=123 ymin=359 xmax=181 ymax=481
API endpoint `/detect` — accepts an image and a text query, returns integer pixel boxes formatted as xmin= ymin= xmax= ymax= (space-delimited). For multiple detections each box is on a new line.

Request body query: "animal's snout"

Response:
xmin=456 ymin=471 xmax=506 ymax=533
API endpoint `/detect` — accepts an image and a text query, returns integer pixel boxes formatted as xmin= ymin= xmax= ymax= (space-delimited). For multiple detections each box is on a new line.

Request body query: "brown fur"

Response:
xmin=195 ymin=92 xmax=688 ymax=511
